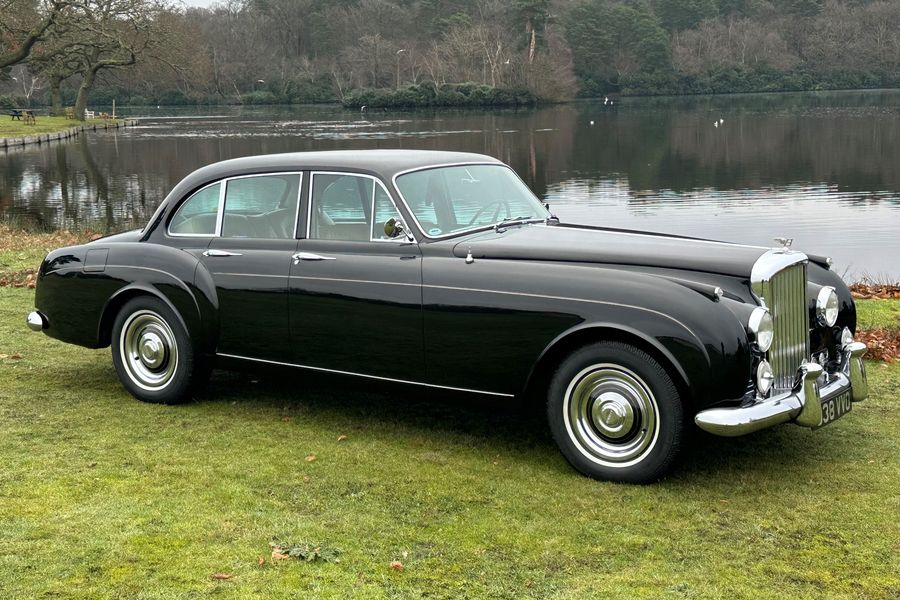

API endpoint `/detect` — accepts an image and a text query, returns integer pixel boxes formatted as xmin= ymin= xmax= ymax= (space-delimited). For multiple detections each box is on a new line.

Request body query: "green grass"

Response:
xmin=857 ymin=299 xmax=900 ymax=331
xmin=0 ymin=115 xmax=123 ymax=138
xmin=1 ymin=285 xmax=898 ymax=599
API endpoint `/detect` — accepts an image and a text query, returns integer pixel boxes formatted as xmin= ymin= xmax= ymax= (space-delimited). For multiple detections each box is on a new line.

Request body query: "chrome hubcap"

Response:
xmin=119 ymin=310 xmax=178 ymax=391
xmin=592 ymin=392 xmax=635 ymax=439
xmin=140 ymin=332 xmax=164 ymax=368
xmin=564 ymin=364 xmax=659 ymax=467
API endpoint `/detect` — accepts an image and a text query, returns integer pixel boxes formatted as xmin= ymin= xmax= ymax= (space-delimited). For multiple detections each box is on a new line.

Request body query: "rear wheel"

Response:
xmin=111 ymin=296 xmax=208 ymax=404
xmin=547 ymin=341 xmax=683 ymax=484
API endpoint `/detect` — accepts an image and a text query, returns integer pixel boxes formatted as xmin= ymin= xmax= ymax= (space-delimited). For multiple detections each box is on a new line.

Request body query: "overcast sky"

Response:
xmin=180 ymin=0 xmax=217 ymax=7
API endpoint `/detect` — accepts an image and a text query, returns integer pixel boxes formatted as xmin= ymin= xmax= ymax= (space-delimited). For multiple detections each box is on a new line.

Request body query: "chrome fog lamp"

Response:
xmin=756 ymin=360 xmax=775 ymax=396
xmin=816 ymin=286 xmax=839 ymax=327
xmin=748 ymin=307 xmax=774 ymax=352
xmin=841 ymin=327 xmax=854 ymax=347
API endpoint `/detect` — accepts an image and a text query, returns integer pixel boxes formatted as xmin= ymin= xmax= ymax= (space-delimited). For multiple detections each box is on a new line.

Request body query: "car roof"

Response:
xmin=187 ymin=149 xmax=501 ymax=183
xmin=143 ymin=150 xmax=504 ymax=239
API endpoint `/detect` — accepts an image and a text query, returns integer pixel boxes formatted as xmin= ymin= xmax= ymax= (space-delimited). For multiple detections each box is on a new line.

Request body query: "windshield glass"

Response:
xmin=395 ymin=164 xmax=548 ymax=237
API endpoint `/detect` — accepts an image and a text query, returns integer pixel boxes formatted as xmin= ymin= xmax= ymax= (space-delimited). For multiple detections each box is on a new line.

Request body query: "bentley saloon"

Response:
xmin=26 ymin=150 xmax=868 ymax=483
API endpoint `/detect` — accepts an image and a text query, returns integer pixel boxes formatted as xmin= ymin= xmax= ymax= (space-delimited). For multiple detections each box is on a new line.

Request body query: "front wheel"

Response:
xmin=111 ymin=296 xmax=208 ymax=404
xmin=547 ymin=342 xmax=684 ymax=484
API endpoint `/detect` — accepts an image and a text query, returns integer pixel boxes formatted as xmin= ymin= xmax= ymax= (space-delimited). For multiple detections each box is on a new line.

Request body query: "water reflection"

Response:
xmin=1 ymin=90 xmax=898 ymax=277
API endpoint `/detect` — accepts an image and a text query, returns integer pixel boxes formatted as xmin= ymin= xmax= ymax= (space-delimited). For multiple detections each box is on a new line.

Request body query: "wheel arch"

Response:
xmin=522 ymin=323 xmax=695 ymax=410
xmin=98 ymin=283 xmax=203 ymax=350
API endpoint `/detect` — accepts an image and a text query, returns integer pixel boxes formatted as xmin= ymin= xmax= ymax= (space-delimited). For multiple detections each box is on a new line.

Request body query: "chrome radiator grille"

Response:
xmin=760 ymin=263 xmax=810 ymax=392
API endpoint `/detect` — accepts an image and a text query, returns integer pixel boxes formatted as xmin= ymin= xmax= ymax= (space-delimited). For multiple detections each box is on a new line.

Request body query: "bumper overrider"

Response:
xmin=695 ymin=340 xmax=868 ymax=436
xmin=27 ymin=311 xmax=48 ymax=331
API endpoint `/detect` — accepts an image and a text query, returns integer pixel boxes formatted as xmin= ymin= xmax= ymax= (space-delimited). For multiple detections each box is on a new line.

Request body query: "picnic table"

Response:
xmin=8 ymin=109 xmax=36 ymax=124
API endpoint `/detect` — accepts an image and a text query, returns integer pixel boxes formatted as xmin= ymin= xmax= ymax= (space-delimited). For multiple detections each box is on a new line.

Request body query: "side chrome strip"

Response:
xmin=212 ymin=272 xmax=289 ymax=278
xmin=290 ymin=275 xmax=419 ymax=287
xmin=215 ymin=353 xmax=516 ymax=397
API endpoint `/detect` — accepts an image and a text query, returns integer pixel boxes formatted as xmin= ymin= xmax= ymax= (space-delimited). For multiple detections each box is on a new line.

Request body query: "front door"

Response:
xmin=289 ymin=172 xmax=423 ymax=381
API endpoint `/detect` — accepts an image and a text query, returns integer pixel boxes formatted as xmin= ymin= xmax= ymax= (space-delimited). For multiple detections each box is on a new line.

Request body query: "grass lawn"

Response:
xmin=857 ymin=299 xmax=900 ymax=331
xmin=0 ymin=263 xmax=898 ymax=597
xmin=0 ymin=115 xmax=123 ymax=139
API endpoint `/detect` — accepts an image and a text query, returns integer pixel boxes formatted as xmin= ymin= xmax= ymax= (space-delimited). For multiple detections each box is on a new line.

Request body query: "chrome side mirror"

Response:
xmin=384 ymin=217 xmax=410 ymax=240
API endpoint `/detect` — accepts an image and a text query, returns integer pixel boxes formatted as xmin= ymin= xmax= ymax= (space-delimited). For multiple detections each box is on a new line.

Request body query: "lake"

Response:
xmin=1 ymin=90 xmax=898 ymax=279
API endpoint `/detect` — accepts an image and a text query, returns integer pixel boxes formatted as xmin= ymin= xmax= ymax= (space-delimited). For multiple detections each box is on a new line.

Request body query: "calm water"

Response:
xmin=2 ymin=90 xmax=898 ymax=279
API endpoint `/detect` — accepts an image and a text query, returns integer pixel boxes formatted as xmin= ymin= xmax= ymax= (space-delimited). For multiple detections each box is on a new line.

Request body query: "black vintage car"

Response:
xmin=26 ymin=150 xmax=868 ymax=483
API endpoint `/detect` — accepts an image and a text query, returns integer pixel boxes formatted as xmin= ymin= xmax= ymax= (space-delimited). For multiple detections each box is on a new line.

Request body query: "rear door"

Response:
xmin=200 ymin=172 xmax=303 ymax=361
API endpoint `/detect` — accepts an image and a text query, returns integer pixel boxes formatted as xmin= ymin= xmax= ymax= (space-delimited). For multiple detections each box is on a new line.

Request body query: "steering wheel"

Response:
xmin=467 ymin=200 xmax=511 ymax=226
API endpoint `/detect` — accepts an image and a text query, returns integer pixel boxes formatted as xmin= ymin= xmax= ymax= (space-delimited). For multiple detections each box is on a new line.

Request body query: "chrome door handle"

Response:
xmin=203 ymin=249 xmax=243 ymax=257
xmin=293 ymin=252 xmax=337 ymax=263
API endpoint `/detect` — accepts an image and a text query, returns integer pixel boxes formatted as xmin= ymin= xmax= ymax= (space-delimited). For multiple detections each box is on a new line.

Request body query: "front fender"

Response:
xmin=526 ymin=287 xmax=752 ymax=411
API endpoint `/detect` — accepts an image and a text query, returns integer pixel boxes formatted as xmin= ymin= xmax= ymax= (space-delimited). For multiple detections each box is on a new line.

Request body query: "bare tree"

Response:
xmin=0 ymin=0 xmax=70 ymax=69
xmin=8 ymin=63 xmax=46 ymax=104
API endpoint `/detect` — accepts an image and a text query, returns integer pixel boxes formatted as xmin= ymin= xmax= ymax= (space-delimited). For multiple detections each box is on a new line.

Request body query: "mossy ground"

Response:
xmin=1 ymin=285 xmax=898 ymax=598
xmin=0 ymin=116 xmax=124 ymax=139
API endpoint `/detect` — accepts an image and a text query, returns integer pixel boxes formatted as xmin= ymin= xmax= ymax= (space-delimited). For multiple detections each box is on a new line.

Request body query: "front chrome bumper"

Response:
xmin=695 ymin=341 xmax=868 ymax=437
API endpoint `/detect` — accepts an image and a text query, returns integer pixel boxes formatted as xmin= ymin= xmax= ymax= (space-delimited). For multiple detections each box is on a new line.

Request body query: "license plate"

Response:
xmin=818 ymin=391 xmax=852 ymax=428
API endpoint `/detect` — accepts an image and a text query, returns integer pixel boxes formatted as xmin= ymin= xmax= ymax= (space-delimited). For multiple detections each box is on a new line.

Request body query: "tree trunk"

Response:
xmin=74 ymin=67 xmax=99 ymax=120
xmin=49 ymin=76 xmax=64 ymax=116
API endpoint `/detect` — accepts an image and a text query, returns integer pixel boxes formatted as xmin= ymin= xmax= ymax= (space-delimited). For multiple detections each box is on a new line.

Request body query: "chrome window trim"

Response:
xmin=391 ymin=162 xmax=548 ymax=241
xmin=166 ymin=180 xmax=223 ymax=238
xmin=166 ymin=172 xmax=304 ymax=240
xmin=216 ymin=352 xmax=515 ymax=398
xmin=307 ymin=171 xmax=415 ymax=243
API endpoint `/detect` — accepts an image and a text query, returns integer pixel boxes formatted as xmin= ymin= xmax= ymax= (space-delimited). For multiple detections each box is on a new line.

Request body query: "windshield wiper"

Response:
xmin=493 ymin=215 xmax=542 ymax=232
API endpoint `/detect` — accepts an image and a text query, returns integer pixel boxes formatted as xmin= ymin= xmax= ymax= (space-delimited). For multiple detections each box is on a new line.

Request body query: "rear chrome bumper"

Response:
xmin=695 ymin=341 xmax=868 ymax=437
xmin=26 ymin=311 xmax=48 ymax=332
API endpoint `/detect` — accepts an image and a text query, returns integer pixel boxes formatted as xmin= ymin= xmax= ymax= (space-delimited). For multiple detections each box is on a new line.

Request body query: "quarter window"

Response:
xmin=221 ymin=174 xmax=301 ymax=239
xmin=372 ymin=184 xmax=403 ymax=240
xmin=169 ymin=183 xmax=221 ymax=236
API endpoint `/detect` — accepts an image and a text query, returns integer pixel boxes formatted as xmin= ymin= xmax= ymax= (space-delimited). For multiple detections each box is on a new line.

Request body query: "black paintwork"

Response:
xmin=34 ymin=150 xmax=857 ymax=410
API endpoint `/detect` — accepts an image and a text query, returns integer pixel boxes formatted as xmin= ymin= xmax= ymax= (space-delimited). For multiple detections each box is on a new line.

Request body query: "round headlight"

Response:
xmin=756 ymin=360 xmax=774 ymax=396
xmin=749 ymin=307 xmax=774 ymax=352
xmin=816 ymin=286 xmax=839 ymax=327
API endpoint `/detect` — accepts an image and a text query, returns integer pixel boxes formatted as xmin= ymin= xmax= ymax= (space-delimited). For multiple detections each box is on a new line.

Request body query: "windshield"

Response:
xmin=395 ymin=164 xmax=548 ymax=237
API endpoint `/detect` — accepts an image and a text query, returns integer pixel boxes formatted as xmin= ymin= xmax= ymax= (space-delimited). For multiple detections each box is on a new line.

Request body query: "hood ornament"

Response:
xmin=773 ymin=237 xmax=793 ymax=250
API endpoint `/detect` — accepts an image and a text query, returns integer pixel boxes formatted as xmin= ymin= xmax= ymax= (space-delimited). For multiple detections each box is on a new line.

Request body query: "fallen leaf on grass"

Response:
xmin=302 ymin=475 xmax=310 ymax=483
xmin=211 ymin=573 xmax=233 ymax=580
xmin=849 ymin=283 xmax=900 ymax=300
xmin=390 ymin=560 xmax=404 ymax=571
xmin=337 ymin=434 xmax=348 ymax=442
xmin=270 ymin=539 xmax=341 ymax=563
xmin=855 ymin=328 xmax=900 ymax=362
xmin=257 ymin=556 xmax=265 ymax=566
xmin=305 ymin=454 xmax=316 ymax=463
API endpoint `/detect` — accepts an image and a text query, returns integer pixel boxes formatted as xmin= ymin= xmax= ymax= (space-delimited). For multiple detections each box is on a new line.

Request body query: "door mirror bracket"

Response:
xmin=384 ymin=218 xmax=414 ymax=241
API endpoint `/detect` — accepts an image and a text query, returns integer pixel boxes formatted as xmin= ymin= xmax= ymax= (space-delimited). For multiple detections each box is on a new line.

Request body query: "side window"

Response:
xmin=221 ymin=174 xmax=301 ymax=239
xmin=169 ymin=183 xmax=221 ymax=236
xmin=310 ymin=174 xmax=373 ymax=241
xmin=372 ymin=184 xmax=403 ymax=240
xmin=396 ymin=171 xmax=439 ymax=233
